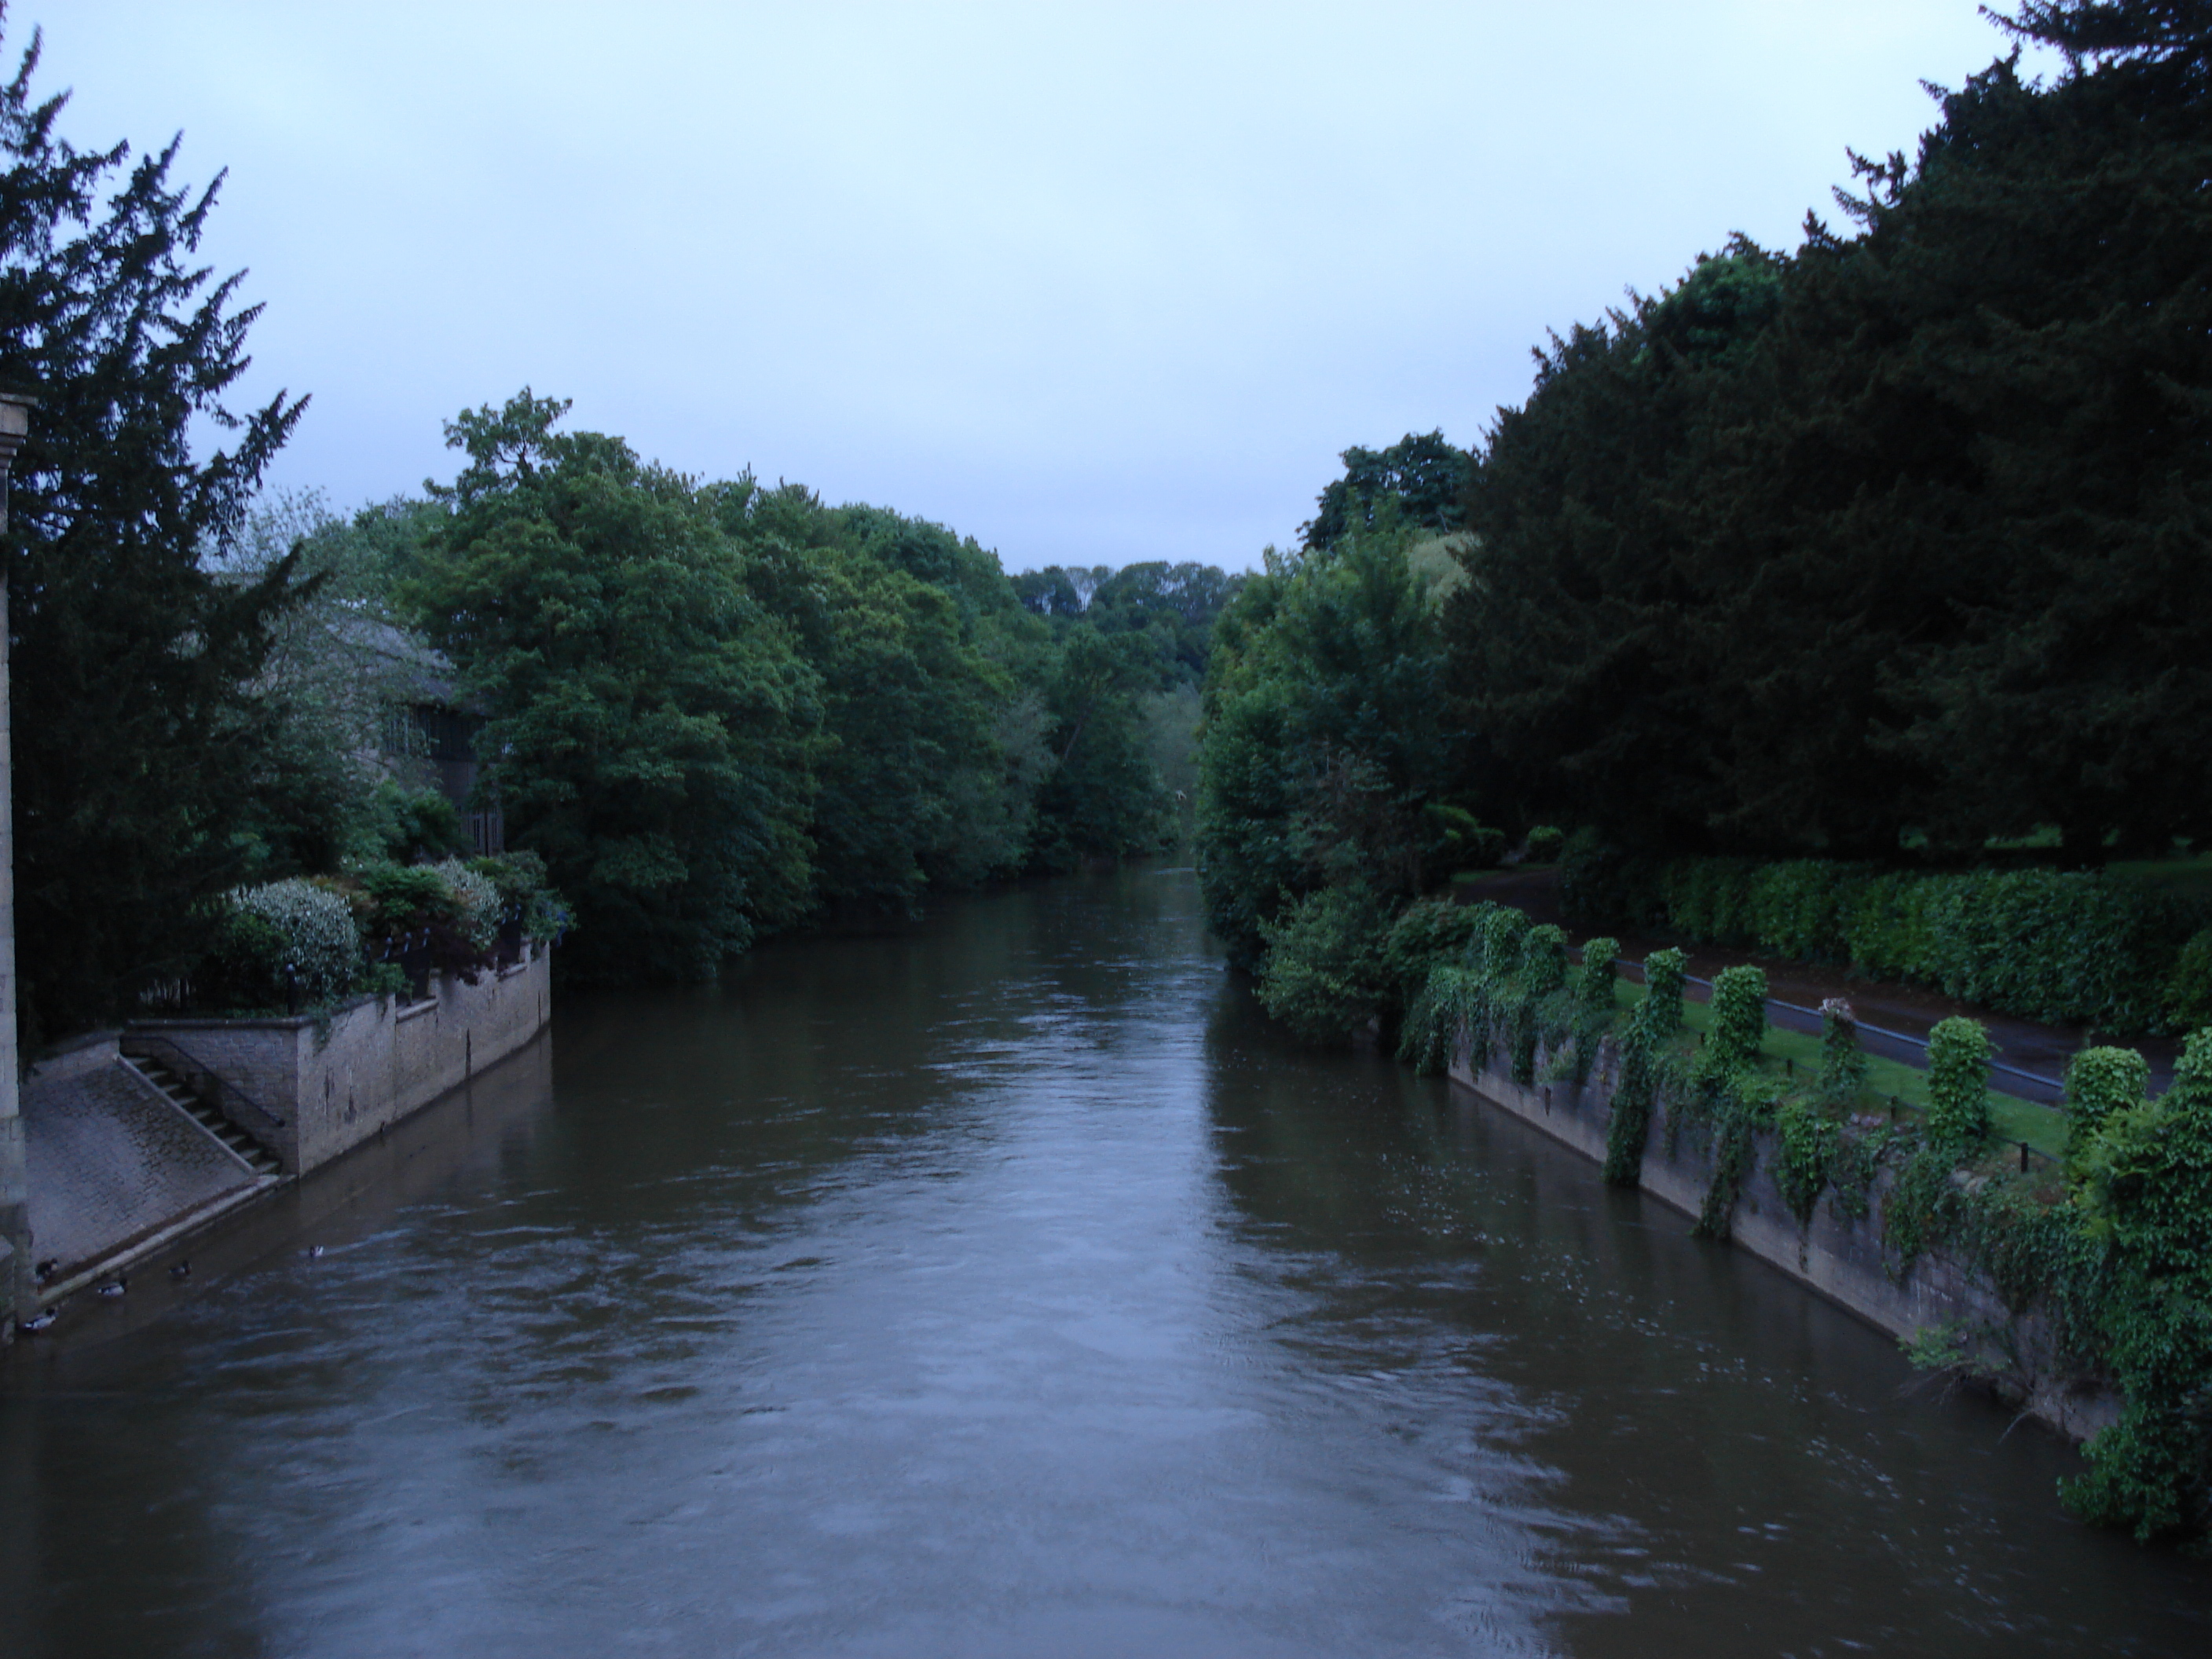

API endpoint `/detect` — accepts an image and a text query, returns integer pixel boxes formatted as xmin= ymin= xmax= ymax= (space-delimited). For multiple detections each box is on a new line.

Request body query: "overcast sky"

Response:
xmin=29 ymin=2 xmax=2050 ymax=571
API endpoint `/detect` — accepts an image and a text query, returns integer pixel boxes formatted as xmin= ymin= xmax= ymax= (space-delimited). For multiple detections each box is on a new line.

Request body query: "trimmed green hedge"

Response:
xmin=1563 ymin=840 xmax=2207 ymax=1035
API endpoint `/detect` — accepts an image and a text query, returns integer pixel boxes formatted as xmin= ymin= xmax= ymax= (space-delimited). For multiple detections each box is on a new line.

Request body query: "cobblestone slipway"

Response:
xmin=21 ymin=1035 xmax=262 ymax=1294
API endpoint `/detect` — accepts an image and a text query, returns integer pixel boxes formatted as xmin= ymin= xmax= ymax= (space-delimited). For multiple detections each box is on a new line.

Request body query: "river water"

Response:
xmin=2 ymin=869 xmax=2207 ymax=1657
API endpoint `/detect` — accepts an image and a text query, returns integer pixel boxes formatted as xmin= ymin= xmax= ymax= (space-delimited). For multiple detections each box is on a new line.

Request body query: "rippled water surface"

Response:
xmin=4 ymin=870 xmax=2208 ymax=1657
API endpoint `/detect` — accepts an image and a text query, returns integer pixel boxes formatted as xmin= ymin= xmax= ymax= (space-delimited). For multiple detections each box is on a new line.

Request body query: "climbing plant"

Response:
xmin=1817 ymin=997 xmax=1868 ymax=1107
xmin=1925 ymin=1016 xmax=1993 ymax=1145
xmin=2064 ymin=1046 xmax=2149 ymax=1161
xmin=1601 ymin=948 xmax=1690 ymax=1188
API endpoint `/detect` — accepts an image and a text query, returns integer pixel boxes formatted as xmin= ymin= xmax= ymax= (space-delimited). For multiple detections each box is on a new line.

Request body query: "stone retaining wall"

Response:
xmin=1449 ymin=1035 xmax=2119 ymax=1442
xmin=129 ymin=945 xmax=551 ymax=1176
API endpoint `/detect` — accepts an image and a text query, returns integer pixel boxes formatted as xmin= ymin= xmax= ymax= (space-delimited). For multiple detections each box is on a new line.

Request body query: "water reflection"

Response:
xmin=0 ymin=870 xmax=2206 ymax=1657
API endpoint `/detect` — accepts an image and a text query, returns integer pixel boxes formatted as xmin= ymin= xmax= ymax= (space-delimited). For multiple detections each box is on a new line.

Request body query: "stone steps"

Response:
xmin=123 ymin=1054 xmax=284 ymax=1178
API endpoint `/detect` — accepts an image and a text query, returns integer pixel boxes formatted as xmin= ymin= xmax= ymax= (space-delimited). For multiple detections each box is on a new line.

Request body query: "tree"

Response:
xmin=1198 ymin=514 xmax=1467 ymax=966
xmin=1299 ymin=430 xmax=1470 ymax=548
xmin=0 ymin=17 xmax=309 ymax=1036
xmin=1449 ymin=14 xmax=2212 ymax=861
xmin=407 ymin=392 xmax=822 ymax=980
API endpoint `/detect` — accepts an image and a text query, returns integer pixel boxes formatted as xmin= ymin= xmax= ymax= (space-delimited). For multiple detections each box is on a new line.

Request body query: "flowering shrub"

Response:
xmin=214 ymin=878 xmax=363 ymax=1005
xmin=431 ymin=858 xmax=501 ymax=952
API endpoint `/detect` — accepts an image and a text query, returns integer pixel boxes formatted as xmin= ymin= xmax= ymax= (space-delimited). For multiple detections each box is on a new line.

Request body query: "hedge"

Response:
xmin=1562 ymin=839 xmax=2207 ymax=1035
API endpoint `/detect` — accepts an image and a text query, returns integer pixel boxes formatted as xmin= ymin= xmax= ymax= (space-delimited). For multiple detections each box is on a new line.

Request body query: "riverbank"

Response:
xmin=1448 ymin=1031 xmax=2119 ymax=1444
xmin=15 ymin=945 xmax=551 ymax=1313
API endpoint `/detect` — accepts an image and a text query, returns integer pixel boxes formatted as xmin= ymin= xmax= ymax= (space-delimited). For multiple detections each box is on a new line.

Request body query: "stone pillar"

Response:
xmin=0 ymin=392 xmax=35 ymax=1333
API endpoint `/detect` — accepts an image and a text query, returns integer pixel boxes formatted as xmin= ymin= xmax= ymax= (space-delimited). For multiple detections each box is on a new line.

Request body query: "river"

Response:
xmin=2 ymin=869 xmax=2207 ymax=1657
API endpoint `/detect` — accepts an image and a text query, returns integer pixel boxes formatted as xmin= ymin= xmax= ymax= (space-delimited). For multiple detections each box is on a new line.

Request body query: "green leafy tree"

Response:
xmin=1197 ymin=515 xmax=1467 ymax=966
xmin=1300 ymin=430 xmax=1470 ymax=548
xmin=406 ymin=392 xmax=822 ymax=980
xmin=1027 ymin=624 xmax=1169 ymax=870
xmin=726 ymin=516 xmax=1016 ymax=911
xmin=0 ymin=19 xmax=310 ymax=1036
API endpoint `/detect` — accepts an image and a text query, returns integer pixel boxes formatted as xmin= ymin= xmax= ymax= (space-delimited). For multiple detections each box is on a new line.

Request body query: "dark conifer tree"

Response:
xmin=0 ymin=17 xmax=307 ymax=1036
xmin=1451 ymin=8 xmax=2212 ymax=861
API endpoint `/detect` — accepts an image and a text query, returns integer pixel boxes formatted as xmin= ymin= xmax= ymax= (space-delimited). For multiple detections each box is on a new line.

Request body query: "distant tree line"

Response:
xmin=0 ymin=13 xmax=1240 ymax=1031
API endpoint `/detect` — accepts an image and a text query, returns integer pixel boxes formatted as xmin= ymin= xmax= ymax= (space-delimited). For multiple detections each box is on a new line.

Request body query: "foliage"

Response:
xmin=1423 ymin=803 xmax=1503 ymax=872
xmin=1196 ymin=515 xmax=1467 ymax=968
xmin=2065 ymin=1046 xmax=2151 ymax=1159
xmin=470 ymin=849 xmax=571 ymax=943
xmin=203 ymin=878 xmax=361 ymax=1009
xmin=1642 ymin=948 xmax=1689 ymax=1038
xmin=1397 ymin=963 xmax=1486 ymax=1076
xmin=1566 ymin=854 xmax=2203 ymax=1035
xmin=1601 ymin=949 xmax=1689 ymax=1187
xmin=1818 ymin=998 xmax=1869 ymax=1107
xmin=1705 ymin=965 xmax=1768 ymax=1075
xmin=1523 ymin=825 xmax=1564 ymax=863
xmin=1520 ymin=924 xmax=1568 ymax=996
xmin=1575 ymin=936 xmax=1620 ymax=1021
xmin=2065 ymin=1026 xmax=2212 ymax=1544
xmin=350 ymin=781 xmax=469 ymax=864
xmin=405 ymin=392 xmax=825 ymax=981
xmin=1298 ymin=430 xmax=1469 ymax=548
xmin=1379 ymin=897 xmax=1480 ymax=1020
xmin=2165 ymin=928 xmax=2212 ymax=1031
xmin=1253 ymin=883 xmax=1394 ymax=1046
xmin=0 ymin=21 xmax=311 ymax=1037
xmin=1925 ymin=1017 xmax=1993 ymax=1146
xmin=1774 ymin=1097 xmax=1842 ymax=1226
xmin=430 ymin=857 xmax=500 ymax=952
xmin=1446 ymin=11 xmax=2212 ymax=866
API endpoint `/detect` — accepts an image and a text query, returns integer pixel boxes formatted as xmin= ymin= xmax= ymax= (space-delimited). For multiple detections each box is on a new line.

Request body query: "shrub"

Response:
xmin=1520 ymin=924 xmax=1568 ymax=995
xmin=1471 ymin=902 xmax=1531 ymax=977
xmin=349 ymin=780 xmax=470 ymax=862
xmin=2064 ymin=1046 xmax=2151 ymax=1161
xmin=1381 ymin=897 xmax=1480 ymax=1017
xmin=1773 ymin=1097 xmax=1839 ymax=1225
xmin=1257 ymin=884 xmax=1393 ymax=1045
xmin=1817 ymin=997 xmax=1868 ymax=1107
xmin=2165 ymin=928 xmax=2212 ymax=1031
xmin=1602 ymin=950 xmax=1690 ymax=1188
xmin=1423 ymin=804 xmax=1504 ymax=871
xmin=431 ymin=857 xmax=502 ymax=952
xmin=471 ymin=849 xmax=573 ymax=943
xmin=1559 ymin=828 xmax=1665 ymax=928
xmin=1641 ymin=947 xmax=1688 ymax=1040
xmin=211 ymin=878 xmax=364 ymax=1008
xmin=1925 ymin=1016 xmax=1992 ymax=1145
xmin=1580 ymin=854 xmax=2203 ymax=1035
xmin=2064 ymin=1028 xmax=2212 ymax=1544
xmin=1522 ymin=824 xmax=1564 ymax=863
xmin=1748 ymin=861 xmax=1853 ymax=961
xmin=1397 ymin=964 xmax=1485 ymax=1074
xmin=1575 ymin=936 xmax=1620 ymax=1021
xmin=1707 ymin=965 xmax=1767 ymax=1073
